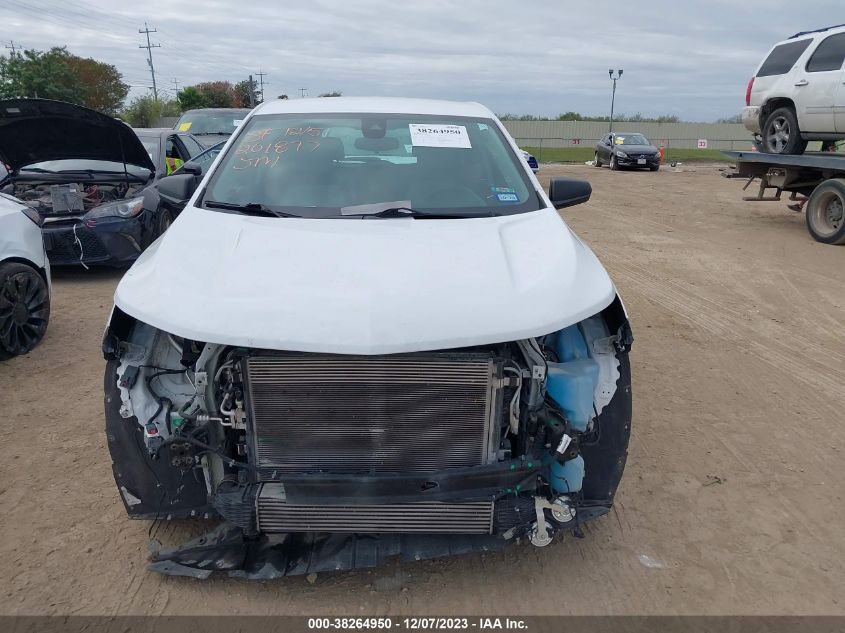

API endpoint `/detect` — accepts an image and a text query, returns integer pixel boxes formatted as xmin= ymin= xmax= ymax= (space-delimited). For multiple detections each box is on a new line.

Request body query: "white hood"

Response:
xmin=114 ymin=205 xmax=616 ymax=354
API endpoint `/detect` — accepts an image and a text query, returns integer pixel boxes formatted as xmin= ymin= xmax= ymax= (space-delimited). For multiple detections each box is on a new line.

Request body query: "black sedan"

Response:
xmin=594 ymin=132 xmax=660 ymax=171
xmin=0 ymin=99 xmax=205 ymax=267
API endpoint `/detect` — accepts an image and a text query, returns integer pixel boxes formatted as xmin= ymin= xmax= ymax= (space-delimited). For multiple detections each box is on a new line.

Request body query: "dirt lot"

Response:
xmin=1 ymin=163 xmax=844 ymax=616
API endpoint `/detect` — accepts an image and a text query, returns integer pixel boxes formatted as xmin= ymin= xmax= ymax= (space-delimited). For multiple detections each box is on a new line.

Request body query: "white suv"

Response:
xmin=743 ymin=24 xmax=845 ymax=154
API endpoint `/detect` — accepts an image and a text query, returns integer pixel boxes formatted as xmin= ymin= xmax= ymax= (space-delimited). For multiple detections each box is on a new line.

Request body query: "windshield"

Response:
xmin=615 ymin=134 xmax=650 ymax=146
xmin=176 ymin=110 xmax=250 ymax=135
xmin=202 ymin=113 xmax=539 ymax=218
xmin=21 ymin=159 xmax=152 ymax=178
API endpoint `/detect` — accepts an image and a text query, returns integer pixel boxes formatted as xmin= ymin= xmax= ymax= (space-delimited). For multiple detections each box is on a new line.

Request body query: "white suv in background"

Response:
xmin=743 ymin=24 xmax=845 ymax=154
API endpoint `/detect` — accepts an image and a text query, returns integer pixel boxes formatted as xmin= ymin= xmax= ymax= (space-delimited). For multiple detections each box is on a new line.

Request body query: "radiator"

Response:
xmin=257 ymin=483 xmax=494 ymax=533
xmin=244 ymin=353 xmax=501 ymax=478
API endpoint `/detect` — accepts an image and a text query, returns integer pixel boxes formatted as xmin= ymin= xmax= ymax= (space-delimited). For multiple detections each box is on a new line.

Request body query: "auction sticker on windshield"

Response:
xmin=409 ymin=124 xmax=471 ymax=148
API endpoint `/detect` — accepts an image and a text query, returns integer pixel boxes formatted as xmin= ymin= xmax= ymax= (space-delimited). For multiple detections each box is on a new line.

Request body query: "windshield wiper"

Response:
xmin=204 ymin=200 xmax=300 ymax=218
xmin=340 ymin=201 xmax=493 ymax=219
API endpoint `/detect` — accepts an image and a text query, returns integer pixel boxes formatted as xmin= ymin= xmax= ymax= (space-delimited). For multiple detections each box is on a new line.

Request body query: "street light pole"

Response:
xmin=608 ymin=69 xmax=623 ymax=132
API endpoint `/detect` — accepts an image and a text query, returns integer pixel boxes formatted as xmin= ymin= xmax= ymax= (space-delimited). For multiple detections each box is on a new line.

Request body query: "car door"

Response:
xmin=598 ymin=135 xmax=611 ymax=160
xmin=797 ymin=33 xmax=845 ymax=133
xmin=164 ymin=135 xmax=192 ymax=175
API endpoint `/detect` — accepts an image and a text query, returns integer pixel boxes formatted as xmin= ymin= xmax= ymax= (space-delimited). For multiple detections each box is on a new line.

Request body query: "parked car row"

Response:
xmin=0 ymin=100 xmax=243 ymax=358
xmin=0 ymin=100 xmax=238 ymax=269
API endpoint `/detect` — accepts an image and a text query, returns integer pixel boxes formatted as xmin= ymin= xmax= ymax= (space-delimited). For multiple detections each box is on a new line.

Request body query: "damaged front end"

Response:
xmin=103 ymin=298 xmax=632 ymax=579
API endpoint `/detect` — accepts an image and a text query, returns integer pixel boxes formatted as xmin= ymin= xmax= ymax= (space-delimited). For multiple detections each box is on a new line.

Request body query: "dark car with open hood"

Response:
xmin=0 ymin=99 xmax=202 ymax=267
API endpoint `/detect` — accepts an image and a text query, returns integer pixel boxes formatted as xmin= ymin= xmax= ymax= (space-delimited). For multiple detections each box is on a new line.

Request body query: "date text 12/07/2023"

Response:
xmin=306 ymin=617 xmax=529 ymax=630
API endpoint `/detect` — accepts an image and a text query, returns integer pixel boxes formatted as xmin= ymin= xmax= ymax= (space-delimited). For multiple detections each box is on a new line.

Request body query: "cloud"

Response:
xmin=1 ymin=0 xmax=841 ymax=120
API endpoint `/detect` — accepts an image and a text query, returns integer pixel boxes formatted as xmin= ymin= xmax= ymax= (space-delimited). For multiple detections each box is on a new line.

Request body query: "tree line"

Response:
xmin=0 ymin=45 xmax=345 ymax=127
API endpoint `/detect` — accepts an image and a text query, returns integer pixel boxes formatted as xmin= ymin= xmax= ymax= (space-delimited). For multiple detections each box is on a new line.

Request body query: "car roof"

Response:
xmin=133 ymin=128 xmax=193 ymax=139
xmin=133 ymin=127 xmax=172 ymax=137
xmin=179 ymin=108 xmax=251 ymax=114
xmin=788 ymin=24 xmax=845 ymax=40
xmin=252 ymin=97 xmax=495 ymax=118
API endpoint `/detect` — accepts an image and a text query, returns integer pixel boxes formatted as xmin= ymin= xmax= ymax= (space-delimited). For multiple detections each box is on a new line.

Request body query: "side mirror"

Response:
xmin=156 ymin=173 xmax=199 ymax=204
xmin=548 ymin=177 xmax=592 ymax=210
xmin=180 ymin=161 xmax=202 ymax=176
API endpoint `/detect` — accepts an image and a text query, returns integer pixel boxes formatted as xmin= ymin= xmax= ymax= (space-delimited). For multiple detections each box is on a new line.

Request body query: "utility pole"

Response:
xmin=5 ymin=41 xmax=21 ymax=55
xmin=138 ymin=23 xmax=161 ymax=101
xmin=256 ymin=69 xmax=267 ymax=102
xmin=608 ymin=69 xmax=623 ymax=132
xmin=299 ymin=87 xmax=307 ymax=98
xmin=248 ymin=74 xmax=256 ymax=107
xmin=171 ymin=78 xmax=180 ymax=92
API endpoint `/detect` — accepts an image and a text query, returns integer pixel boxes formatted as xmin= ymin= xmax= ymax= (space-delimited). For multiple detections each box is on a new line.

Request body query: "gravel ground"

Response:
xmin=1 ymin=162 xmax=843 ymax=615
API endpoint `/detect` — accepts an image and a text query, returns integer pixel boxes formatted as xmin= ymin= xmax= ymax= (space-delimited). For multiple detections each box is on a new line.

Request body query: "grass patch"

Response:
xmin=523 ymin=146 xmax=733 ymax=163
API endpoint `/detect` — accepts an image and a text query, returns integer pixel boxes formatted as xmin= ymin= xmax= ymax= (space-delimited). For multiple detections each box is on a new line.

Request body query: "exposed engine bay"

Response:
xmin=102 ymin=299 xmax=632 ymax=579
xmin=4 ymin=181 xmax=144 ymax=216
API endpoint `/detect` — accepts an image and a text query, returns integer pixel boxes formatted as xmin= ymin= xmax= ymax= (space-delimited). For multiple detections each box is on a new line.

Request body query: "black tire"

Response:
xmin=762 ymin=107 xmax=807 ymax=155
xmin=0 ymin=261 xmax=50 ymax=360
xmin=609 ymin=154 xmax=619 ymax=171
xmin=156 ymin=207 xmax=173 ymax=237
xmin=805 ymin=179 xmax=845 ymax=245
xmin=594 ymin=152 xmax=603 ymax=167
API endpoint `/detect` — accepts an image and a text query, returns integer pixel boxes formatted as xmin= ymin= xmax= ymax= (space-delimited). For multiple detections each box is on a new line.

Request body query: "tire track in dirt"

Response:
xmin=602 ymin=256 xmax=844 ymax=415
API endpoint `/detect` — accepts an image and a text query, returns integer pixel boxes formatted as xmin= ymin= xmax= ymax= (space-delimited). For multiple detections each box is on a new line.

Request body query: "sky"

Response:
xmin=0 ymin=0 xmax=842 ymax=121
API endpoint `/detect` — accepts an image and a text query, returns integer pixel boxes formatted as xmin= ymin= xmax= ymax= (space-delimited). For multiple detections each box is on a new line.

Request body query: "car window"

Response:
xmin=140 ymin=138 xmax=160 ymax=164
xmin=616 ymin=134 xmax=649 ymax=145
xmin=180 ymin=135 xmax=205 ymax=157
xmin=175 ymin=110 xmax=251 ymax=135
xmin=757 ymin=39 xmax=813 ymax=77
xmin=176 ymin=144 xmax=224 ymax=176
xmin=806 ymin=33 xmax=845 ymax=72
xmin=166 ymin=137 xmax=190 ymax=162
xmin=203 ymin=113 xmax=540 ymax=218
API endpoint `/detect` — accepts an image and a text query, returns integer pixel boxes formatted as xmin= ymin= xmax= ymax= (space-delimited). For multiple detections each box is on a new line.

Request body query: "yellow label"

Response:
xmin=614 ymin=137 xmax=624 ymax=145
xmin=178 ymin=122 xmax=192 ymax=131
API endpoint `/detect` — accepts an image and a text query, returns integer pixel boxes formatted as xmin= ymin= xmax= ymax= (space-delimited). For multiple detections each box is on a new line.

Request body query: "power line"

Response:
xmin=299 ymin=88 xmax=307 ymax=98
xmin=0 ymin=0 xmax=134 ymax=47
xmin=5 ymin=40 xmax=21 ymax=55
xmin=256 ymin=69 xmax=267 ymax=100
xmin=171 ymin=77 xmax=181 ymax=92
xmin=1 ymin=0 xmax=262 ymax=90
xmin=138 ymin=22 xmax=161 ymax=101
